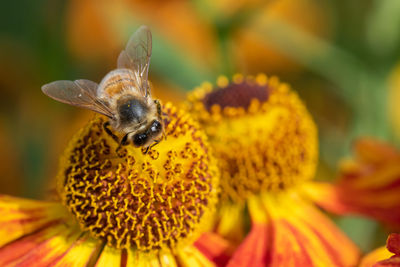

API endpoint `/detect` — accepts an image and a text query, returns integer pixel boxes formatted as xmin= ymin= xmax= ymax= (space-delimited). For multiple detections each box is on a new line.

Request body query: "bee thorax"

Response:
xmin=117 ymin=98 xmax=149 ymax=126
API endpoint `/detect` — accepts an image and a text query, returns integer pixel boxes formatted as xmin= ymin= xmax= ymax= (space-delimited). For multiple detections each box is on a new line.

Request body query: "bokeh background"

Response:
xmin=1 ymin=0 xmax=400 ymax=254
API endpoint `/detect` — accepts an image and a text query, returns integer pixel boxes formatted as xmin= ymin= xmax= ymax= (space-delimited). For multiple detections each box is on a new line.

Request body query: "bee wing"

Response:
xmin=42 ymin=79 xmax=115 ymax=119
xmin=117 ymin=25 xmax=152 ymax=98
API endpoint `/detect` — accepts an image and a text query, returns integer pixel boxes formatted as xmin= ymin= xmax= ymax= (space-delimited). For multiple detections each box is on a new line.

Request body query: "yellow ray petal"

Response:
xmin=127 ymin=248 xmax=178 ymax=267
xmin=0 ymin=222 xmax=99 ymax=267
xmin=360 ymin=246 xmax=393 ymax=267
xmin=215 ymin=201 xmax=245 ymax=244
xmin=0 ymin=194 xmax=68 ymax=247
xmin=95 ymin=245 xmax=122 ymax=267
xmin=176 ymin=246 xmax=215 ymax=267
xmin=54 ymin=234 xmax=102 ymax=267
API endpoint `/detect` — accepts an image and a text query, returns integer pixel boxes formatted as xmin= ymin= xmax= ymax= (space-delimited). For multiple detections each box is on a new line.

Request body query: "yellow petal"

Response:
xmin=215 ymin=201 xmax=245 ymax=244
xmin=95 ymin=246 xmax=122 ymax=267
xmin=176 ymin=246 xmax=215 ymax=267
xmin=0 ymin=194 xmax=67 ymax=247
xmin=360 ymin=246 xmax=393 ymax=267
xmin=0 ymin=223 xmax=99 ymax=267
xmin=127 ymin=248 xmax=178 ymax=267
xmin=54 ymin=233 xmax=101 ymax=267
xmin=247 ymin=195 xmax=268 ymax=224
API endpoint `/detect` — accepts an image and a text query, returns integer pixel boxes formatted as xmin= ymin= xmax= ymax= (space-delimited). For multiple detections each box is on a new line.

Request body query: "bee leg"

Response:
xmin=116 ymin=134 xmax=129 ymax=156
xmin=103 ymin=121 xmax=119 ymax=143
xmin=154 ymin=99 xmax=168 ymax=141
xmin=154 ymin=99 xmax=162 ymax=117
xmin=144 ymin=139 xmax=161 ymax=155
xmin=150 ymin=139 xmax=161 ymax=149
xmin=120 ymin=134 xmax=129 ymax=146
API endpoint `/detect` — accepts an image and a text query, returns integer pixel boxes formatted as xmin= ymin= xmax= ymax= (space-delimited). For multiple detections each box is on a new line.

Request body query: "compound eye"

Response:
xmin=150 ymin=120 xmax=162 ymax=134
xmin=133 ymin=133 xmax=148 ymax=147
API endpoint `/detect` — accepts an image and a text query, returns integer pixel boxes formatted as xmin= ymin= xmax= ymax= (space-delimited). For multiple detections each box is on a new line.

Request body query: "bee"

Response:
xmin=42 ymin=25 xmax=164 ymax=151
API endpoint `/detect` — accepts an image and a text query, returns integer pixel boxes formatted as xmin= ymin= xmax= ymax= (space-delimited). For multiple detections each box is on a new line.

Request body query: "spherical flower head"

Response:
xmin=185 ymin=74 xmax=318 ymax=202
xmin=56 ymin=103 xmax=219 ymax=251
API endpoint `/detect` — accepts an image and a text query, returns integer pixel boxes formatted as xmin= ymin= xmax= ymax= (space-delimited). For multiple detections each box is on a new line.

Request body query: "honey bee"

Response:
xmin=42 ymin=25 xmax=164 ymax=151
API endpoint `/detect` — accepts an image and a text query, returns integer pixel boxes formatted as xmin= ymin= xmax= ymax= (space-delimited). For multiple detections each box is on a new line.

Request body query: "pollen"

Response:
xmin=56 ymin=103 xmax=219 ymax=251
xmin=185 ymin=74 xmax=318 ymax=202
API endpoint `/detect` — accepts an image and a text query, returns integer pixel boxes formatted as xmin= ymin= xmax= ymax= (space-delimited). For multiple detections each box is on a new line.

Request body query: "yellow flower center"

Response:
xmin=185 ymin=74 xmax=318 ymax=202
xmin=57 ymin=103 xmax=218 ymax=251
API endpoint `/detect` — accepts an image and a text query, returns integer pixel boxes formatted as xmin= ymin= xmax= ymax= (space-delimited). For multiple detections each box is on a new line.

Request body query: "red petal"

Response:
xmin=387 ymin=234 xmax=400 ymax=255
xmin=375 ymin=256 xmax=400 ymax=266
xmin=268 ymin=198 xmax=360 ymax=267
xmin=194 ymin=232 xmax=233 ymax=267
xmin=372 ymin=234 xmax=400 ymax=267
xmin=232 ymin=194 xmax=361 ymax=267
xmin=226 ymin=223 xmax=270 ymax=267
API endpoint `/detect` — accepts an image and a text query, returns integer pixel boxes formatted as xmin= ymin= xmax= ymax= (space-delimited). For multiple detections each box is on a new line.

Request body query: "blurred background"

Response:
xmin=1 ymin=0 xmax=400 ymax=253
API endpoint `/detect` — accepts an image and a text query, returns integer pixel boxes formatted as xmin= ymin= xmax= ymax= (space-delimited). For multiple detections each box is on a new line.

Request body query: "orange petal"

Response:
xmin=353 ymin=138 xmax=399 ymax=164
xmin=302 ymin=141 xmax=400 ymax=227
xmin=300 ymin=138 xmax=400 ymax=227
xmin=226 ymin=223 xmax=270 ymax=267
xmin=270 ymin=194 xmax=360 ymax=267
xmin=227 ymin=193 xmax=359 ymax=266
xmin=226 ymin=196 xmax=270 ymax=267
xmin=0 ymin=222 xmax=101 ymax=266
xmin=0 ymin=194 xmax=68 ymax=247
xmin=194 ymin=232 xmax=233 ymax=266
xmin=228 ymin=193 xmax=360 ymax=267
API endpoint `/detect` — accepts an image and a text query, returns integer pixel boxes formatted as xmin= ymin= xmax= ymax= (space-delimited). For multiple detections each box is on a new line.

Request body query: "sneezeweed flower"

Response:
xmin=185 ymin=74 xmax=360 ymax=266
xmin=303 ymin=138 xmax=400 ymax=228
xmin=360 ymin=233 xmax=400 ymax=267
xmin=304 ymin=139 xmax=400 ymax=267
xmin=65 ymin=0 xmax=330 ymax=74
xmin=0 ymin=103 xmax=225 ymax=266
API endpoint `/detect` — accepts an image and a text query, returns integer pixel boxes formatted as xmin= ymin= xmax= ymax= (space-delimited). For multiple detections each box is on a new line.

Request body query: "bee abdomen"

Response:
xmin=98 ymin=69 xmax=139 ymax=98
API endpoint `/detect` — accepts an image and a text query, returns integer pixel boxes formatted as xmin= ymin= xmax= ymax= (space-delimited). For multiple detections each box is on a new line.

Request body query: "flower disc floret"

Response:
xmin=185 ymin=74 xmax=318 ymax=202
xmin=57 ymin=103 xmax=219 ymax=251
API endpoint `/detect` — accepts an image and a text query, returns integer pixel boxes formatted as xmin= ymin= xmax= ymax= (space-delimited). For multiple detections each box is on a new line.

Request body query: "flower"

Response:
xmin=304 ymin=139 xmax=400 ymax=266
xmin=0 ymin=103 xmax=227 ymax=266
xmin=303 ymin=138 xmax=400 ymax=228
xmin=360 ymin=233 xmax=400 ymax=267
xmin=65 ymin=0 xmax=330 ymax=74
xmin=185 ymin=74 xmax=360 ymax=266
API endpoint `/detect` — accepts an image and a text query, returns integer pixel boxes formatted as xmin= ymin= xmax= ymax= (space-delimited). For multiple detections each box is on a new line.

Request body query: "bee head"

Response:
xmin=132 ymin=120 xmax=162 ymax=147
xmin=133 ymin=132 xmax=149 ymax=147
